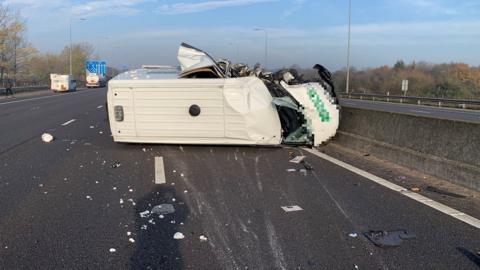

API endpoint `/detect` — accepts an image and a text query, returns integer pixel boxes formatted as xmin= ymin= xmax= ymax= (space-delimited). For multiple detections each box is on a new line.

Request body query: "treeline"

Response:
xmin=0 ymin=4 xmax=116 ymax=87
xmin=332 ymin=61 xmax=480 ymax=99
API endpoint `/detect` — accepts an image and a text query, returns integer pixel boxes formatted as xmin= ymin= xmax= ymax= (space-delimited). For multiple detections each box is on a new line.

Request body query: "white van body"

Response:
xmin=50 ymin=74 xmax=76 ymax=92
xmin=107 ymin=70 xmax=282 ymax=145
xmin=107 ymin=43 xmax=339 ymax=146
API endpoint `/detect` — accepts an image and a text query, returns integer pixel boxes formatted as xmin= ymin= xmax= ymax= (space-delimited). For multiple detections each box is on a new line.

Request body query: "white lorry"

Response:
xmin=50 ymin=74 xmax=76 ymax=92
xmin=86 ymin=73 xmax=107 ymax=88
xmin=107 ymin=43 xmax=339 ymax=146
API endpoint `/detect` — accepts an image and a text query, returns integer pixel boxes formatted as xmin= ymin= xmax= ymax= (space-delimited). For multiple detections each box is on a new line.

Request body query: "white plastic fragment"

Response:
xmin=180 ymin=173 xmax=184 ymax=177
xmin=348 ymin=233 xmax=358 ymax=238
xmin=109 ymin=248 xmax=116 ymax=253
xmin=172 ymin=198 xmax=176 ymax=202
xmin=113 ymin=187 xmax=117 ymax=190
xmin=159 ymin=215 xmax=164 ymax=219
xmin=184 ymin=190 xmax=188 ymax=193
xmin=289 ymin=156 xmax=306 ymax=164
xmin=199 ymin=235 xmax=208 ymax=242
xmin=38 ymin=184 xmax=43 ymax=187
xmin=141 ymin=225 xmax=147 ymax=230
xmin=129 ymin=238 xmax=135 ymax=243
xmin=281 ymin=205 xmax=304 ymax=212
xmin=286 ymin=169 xmax=296 ymax=172
xmin=127 ymin=231 xmax=132 ymax=236
xmin=142 ymin=148 xmax=146 ymax=152
xmin=173 ymin=232 xmax=185 ymax=240
xmin=129 ymin=189 xmax=133 ymax=193
xmin=41 ymin=133 xmax=54 ymax=143
xmin=119 ymin=198 xmax=124 ymax=204
xmin=86 ymin=195 xmax=92 ymax=200
xmin=89 ymin=126 xmax=94 ymax=129
xmin=140 ymin=210 xmax=150 ymax=218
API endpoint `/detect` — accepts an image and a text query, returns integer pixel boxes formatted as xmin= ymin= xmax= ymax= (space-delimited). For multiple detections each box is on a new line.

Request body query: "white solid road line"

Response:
xmin=304 ymin=148 xmax=480 ymax=229
xmin=0 ymin=89 xmax=97 ymax=106
xmin=61 ymin=119 xmax=76 ymax=126
xmin=155 ymin=156 xmax=166 ymax=184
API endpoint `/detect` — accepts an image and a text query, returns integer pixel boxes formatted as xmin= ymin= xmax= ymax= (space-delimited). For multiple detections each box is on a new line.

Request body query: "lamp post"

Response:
xmin=69 ymin=18 xmax=86 ymax=76
xmin=346 ymin=0 xmax=352 ymax=93
xmin=254 ymin=28 xmax=268 ymax=69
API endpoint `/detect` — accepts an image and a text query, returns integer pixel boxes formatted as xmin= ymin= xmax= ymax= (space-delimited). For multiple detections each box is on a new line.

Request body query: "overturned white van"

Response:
xmin=107 ymin=43 xmax=339 ymax=146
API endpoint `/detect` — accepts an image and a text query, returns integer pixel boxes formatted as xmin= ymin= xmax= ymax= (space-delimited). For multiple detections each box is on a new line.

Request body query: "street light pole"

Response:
xmin=254 ymin=28 xmax=268 ymax=69
xmin=346 ymin=0 xmax=352 ymax=94
xmin=69 ymin=18 xmax=86 ymax=76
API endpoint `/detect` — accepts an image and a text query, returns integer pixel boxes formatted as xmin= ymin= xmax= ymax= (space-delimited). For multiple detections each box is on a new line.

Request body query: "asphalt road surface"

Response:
xmin=340 ymin=98 xmax=480 ymax=124
xmin=0 ymin=89 xmax=479 ymax=269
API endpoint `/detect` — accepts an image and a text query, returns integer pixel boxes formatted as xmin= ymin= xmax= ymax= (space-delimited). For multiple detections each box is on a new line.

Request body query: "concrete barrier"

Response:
xmin=333 ymin=107 xmax=480 ymax=191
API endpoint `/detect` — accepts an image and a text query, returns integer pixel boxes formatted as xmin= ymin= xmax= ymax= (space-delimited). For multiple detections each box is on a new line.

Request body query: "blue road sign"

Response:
xmin=86 ymin=60 xmax=107 ymax=76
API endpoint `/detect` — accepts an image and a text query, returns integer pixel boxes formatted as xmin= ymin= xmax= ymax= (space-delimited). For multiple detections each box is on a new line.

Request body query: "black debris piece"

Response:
xmin=303 ymin=161 xmax=314 ymax=171
xmin=363 ymin=230 xmax=416 ymax=248
xmin=425 ymin=186 xmax=467 ymax=198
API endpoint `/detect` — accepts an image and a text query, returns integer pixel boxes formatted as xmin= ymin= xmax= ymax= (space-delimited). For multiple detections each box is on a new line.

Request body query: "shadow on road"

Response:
xmin=457 ymin=247 xmax=480 ymax=267
xmin=130 ymin=186 xmax=189 ymax=269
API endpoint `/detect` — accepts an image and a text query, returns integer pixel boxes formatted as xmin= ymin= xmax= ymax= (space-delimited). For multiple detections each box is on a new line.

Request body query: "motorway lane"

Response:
xmin=0 ymin=90 xmax=479 ymax=269
xmin=0 ymin=88 xmax=106 ymax=153
xmin=340 ymin=98 xmax=480 ymax=123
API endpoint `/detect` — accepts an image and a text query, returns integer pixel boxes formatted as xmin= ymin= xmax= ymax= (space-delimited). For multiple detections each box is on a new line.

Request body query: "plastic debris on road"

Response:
xmin=410 ymin=187 xmax=421 ymax=192
xmin=129 ymin=238 xmax=135 ymax=243
xmin=286 ymin=169 xmax=296 ymax=172
xmin=109 ymin=248 xmax=116 ymax=253
xmin=139 ymin=210 xmax=150 ymax=218
xmin=281 ymin=205 xmax=303 ymax=212
xmin=199 ymin=235 xmax=208 ymax=242
xmin=364 ymin=230 xmax=416 ymax=248
xmin=289 ymin=156 xmax=306 ymax=164
xmin=41 ymin=133 xmax=54 ymax=143
xmin=348 ymin=233 xmax=358 ymax=238
xmin=111 ymin=162 xmax=121 ymax=168
xmin=173 ymin=232 xmax=185 ymax=240
xmin=127 ymin=231 xmax=132 ymax=236
xmin=141 ymin=225 xmax=147 ymax=230
xmin=151 ymin=204 xmax=175 ymax=215
xmin=119 ymin=198 xmax=124 ymax=204
xmin=86 ymin=195 xmax=93 ymax=200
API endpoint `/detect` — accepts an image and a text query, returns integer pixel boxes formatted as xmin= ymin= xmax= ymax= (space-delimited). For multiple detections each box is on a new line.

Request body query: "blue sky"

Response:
xmin=5 ymin=0 xmax=480 ymax=70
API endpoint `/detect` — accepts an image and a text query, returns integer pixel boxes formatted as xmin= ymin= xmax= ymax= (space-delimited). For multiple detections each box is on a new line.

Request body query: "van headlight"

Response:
xmin=114 ymin=106 xmax=124 ymax=122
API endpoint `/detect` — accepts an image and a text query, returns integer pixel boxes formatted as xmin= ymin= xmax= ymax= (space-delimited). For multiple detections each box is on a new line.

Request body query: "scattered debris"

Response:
xmin=170 ymin=182 xmax=175 ymax=186
xmin=139 ymin=210 xmax=150 ymax=218
xmin=151 ymin=204 xmax=176 ymax=215
xmin=180 ymin=173 xmax=184 ymax=177
xmin=410 ymin=187 xmax=421 ymax=192
xmin=38 ymin=184 xmax=43 ymax=187
xmin=129 ymin=238 xmax=135 ymax=243
xmin=173 ymin=170 xmax=177 ymax=173
xmin=425 ymin=186 xmax=466 ymax=198
xmin=95 ymin=181 xmax=99 ymax=184
xmin=172 ymin=198 xmax=176 ymax=202
xmin=363 ymin=153 xmax=370 ymax=157
xmin=159 ymin=215 xmax=164 ymax=219
xmin=113 ymin=187 xmax=117 ymax=190
xmin=170 ymin=220 xmax=176 ymax=224
xmin=86 ymin=195 xmax=93 ymax=200
xmin=173 ymin=232 xmax=185 ymax=240
xmin=184 ymin=190 xmax=188 ymax=193
xmin=99 ymin=131 xmax=103 ymax=134
xmin=199 ymin=235 xmax=208 ymax=242
xmin=286 ymin=169 xmax=296 ymax=172
xmin=281 ymin=205 xmax=304 ymax=212
xmin=397 ymin=176 xmax=407 ymax=180
xmin=129 ymin=188 xmax=133 ymax=193
xmin=364 ymin=230 xmax=416 ymax=248
xmin=141 ymin=225 xmax=147 ymax=230
xmin=89 ymin=126 xmax=94 ymax=129
xmin=112 ymin=162 xmax=121 ymax=168
xmin=148 ymin=219 xmax=155 ymax=224
xmin=109 ymin=248 xmax=116 ymax=253
xmin=41 ymin=133 xmax=54 ymax=143
xmin=142 ymin=148 xmax=147 ymax=152
xmin=127 ymin=199 xmax=136 ymax=206
xmin=354 ymin=264 xmax=359 ymax=270
xmin=119 ymin=198 xmax=124 ymax=204
xmin=348 ymin=233 xmax=358 ymax=238
xmin=127 ymin=231 xmax=132 ymax=236
xmin=303 ymin=161 xmax=314 ymax=171
xmin=290 ymin=155 xmax=306 ymax=164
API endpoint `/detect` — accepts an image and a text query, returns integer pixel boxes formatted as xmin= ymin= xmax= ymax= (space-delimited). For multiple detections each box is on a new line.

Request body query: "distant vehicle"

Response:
xmin=86 ymin=73 xmax=107 ymax=88
xmin=107 ymin=43 xmax=339 ymax=146
xmin=50 ymin=74 xmax=76 ymax=92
